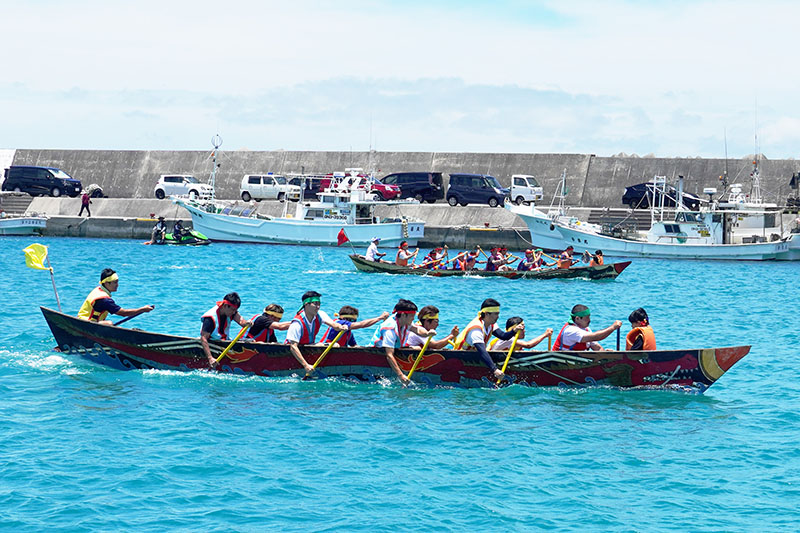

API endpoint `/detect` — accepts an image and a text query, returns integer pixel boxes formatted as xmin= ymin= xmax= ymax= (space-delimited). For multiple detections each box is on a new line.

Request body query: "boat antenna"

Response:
xmin=210 ymin=134 xmax=223 ymax=200
xmin=751 ymin=103 xmax=763 ymax=203
xmin=721 ymin=128 xmax=729 ymax=191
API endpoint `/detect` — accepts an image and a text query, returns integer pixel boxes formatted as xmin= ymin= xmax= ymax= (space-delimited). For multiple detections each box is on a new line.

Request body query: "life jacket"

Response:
xmin=322 ymin=319 xmax=354 ymax=346
xmin=77 ymin=286 xmax=112 ymax=322
xmin=202 ymin=305 xmax=231 ymax=340
xmin=464 ymin=255 xmax=477 ymax=270
xmin=371 ymin=315 xmax=409 ymax=348
xmin=285 ymin=311 xmax=321 ymax=345
xmin=552 ymin=323 xmax=588 ymax=351
xmin=626 ymin=325 xmax=656 ymax=350
xmin=517 ymin=259 xmax=533 ymax=271
xmin=557 ymin=253 xmax=573 ymax=269
xmin=396 ymin=249 xmax=410 ymax=266
xmin=454 ymin=316 xmax=494 ymax=350
xmin=590 ymin=256 xmax=604 ymax=266
xmin=485 ymin=256 xmax=499 ymax=272
xmin=453 ymin=257 xmax=464 ymax=270
xmin=247 ymin=313 xmax=278 ymax=343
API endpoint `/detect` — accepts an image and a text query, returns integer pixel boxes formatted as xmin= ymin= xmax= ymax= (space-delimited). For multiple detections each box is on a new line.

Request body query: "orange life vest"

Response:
xmin=626 ymin=326 xmax=656 ymax=350
xmin=396 ymin=249 xmax=410 ymax=267
xmin=590 ymin=256 xmax=604 ymax=266
xmin=557 ymin=253 xmax=573 ymax=269
xmin=77 ymin=286 xmax=112 ymax=322
xmin=454 ymin=316 xmax=493 ymax=350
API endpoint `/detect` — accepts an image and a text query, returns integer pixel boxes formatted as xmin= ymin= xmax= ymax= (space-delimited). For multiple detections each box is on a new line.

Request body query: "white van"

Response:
xmin=510 ymin=174 xmax=544 ymax=205
xmin=240 ymin=174 xmax=301 ymax=202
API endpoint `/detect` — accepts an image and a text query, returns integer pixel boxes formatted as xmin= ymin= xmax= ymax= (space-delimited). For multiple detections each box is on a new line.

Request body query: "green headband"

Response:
xmin=571 ymin=308 xmax=591 ymax=318
xmin=303 ymin=296 xmax=321 ymax=305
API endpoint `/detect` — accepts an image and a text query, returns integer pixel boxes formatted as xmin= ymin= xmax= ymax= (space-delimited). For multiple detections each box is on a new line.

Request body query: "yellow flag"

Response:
xmin=23 ymin=243 xmax=50 ymax=271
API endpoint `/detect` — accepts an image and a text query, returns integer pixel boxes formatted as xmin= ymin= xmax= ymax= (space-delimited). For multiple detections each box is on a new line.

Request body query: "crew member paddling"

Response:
xmin=490 ymin=317 xmax=553 ymax=351
xmin=626 ymin=307 xmax=656 ymax=350
xmin=556 ymin=246 xmax=579 ymax=269
xmin=371 ymin=299 xmax=432 ymax=386
xmin=201 ymin=292 xmax=253 ymax=367
xmin=77 ymin=268 xmax=154 ymax=325
xmin=321 ymin=305 xmax=389 ymax=347
xmin=454 ymin=298 xmax=524 ymax=381
xmin=406 ymin=305 xmax=459 ymax=349
xmin=285 ymin=291 xmax=347 ymax=374
xmin=246 ymin=303 xmax=291 ymax=343
xmin=588 ymin=250 xmax=604 ymax=266
xmin=395 ymin=241 xmax=418 ymax=266
xmin=552 ymin=304 xmax=622 ymax=351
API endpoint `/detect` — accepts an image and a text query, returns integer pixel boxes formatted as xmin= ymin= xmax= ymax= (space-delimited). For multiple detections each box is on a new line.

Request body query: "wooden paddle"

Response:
xmin=548 ymin=331 xmax=553 ymax=350
xmin=407 ymin=334 xmax=433 ymax=380
xmin=496 ymin=331 xmax=521 ymax=385
xmin=616 ymin=328 xmax=620 ymax=350
xmin=303 ymin=329 xmax=345 ymax=379
xmin=215 ymin=324 xmax=250 ymax=364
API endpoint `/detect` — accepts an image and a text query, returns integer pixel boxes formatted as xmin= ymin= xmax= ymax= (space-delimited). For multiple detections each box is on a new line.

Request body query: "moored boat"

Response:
xmin=42 ymin=307 xmax=748 ymax=391
xmin=349 ymin=254 xmax=631 ymax=280
xmin=0 ymin=213 xmax=47 ymax=236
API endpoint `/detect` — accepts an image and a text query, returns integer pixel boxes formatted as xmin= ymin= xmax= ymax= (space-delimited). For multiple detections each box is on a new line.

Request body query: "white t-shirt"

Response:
xmin=378 ymin=321 xmax=409 ymax=348
xmin=559 ymin=324 xmax=599 ymax=350
xmin=406 ymin=330 xmax=426 ymax=347
xmin=492 ymin=337 xmax=514 ymax=351
xmin=397 ymin=249 xmax=414 ymax=262
xmin=286 ymin=310 xmax=332 ymax=344
xmin=466 ymin=322 xmax=499 ymax=347
xmin=365 ymin=242 xmax=380 ymax=261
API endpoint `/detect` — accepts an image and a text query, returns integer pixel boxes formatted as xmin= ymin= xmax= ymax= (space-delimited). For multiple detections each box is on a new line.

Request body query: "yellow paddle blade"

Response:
xmin=305 ymin=329 xmax=346 ymax=378
xmin=23 ymin=243 xmax=50 ymax=271
xmin=215 ymin=325 xmax=250 ymax=363
xmin=497 ymin=331 xmax=521 ymax=385
xmin=407 ymin=334 xmax=433 ymax=380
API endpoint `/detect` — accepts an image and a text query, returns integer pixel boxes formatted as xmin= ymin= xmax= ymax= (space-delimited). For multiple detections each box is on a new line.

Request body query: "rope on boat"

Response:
xmin=510 ymin=356 xmax=584 ymax=386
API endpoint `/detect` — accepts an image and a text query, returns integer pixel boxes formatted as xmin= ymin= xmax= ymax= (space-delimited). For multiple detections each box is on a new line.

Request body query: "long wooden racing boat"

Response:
xmin=42 ymin=307 xmax=748 ymax=391
xmin=349 ymin=254 xmax=631 ymax=280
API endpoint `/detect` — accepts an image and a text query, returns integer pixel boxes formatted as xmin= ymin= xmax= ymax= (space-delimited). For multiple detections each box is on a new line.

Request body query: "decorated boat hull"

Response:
xmin=349 ymin=254 xmax=631 ymax=279
xmin=42 ymin=308 xmax=748 ymax=391
xmin=0 ymin=215 xmax=47 ymax=236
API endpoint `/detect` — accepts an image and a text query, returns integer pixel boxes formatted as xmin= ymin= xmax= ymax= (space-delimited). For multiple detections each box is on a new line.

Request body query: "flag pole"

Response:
xmin=45 ymin=255 xmax=62 ymax=312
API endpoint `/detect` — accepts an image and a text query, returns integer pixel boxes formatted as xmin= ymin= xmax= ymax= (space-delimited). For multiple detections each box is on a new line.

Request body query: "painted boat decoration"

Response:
xmin=349 ymin=254 xmax=631 ymax=280
xmin=42 ymin=307 xmax=748 ymax=391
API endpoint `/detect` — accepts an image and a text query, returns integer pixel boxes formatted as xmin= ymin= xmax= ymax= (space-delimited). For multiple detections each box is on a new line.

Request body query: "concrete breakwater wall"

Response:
xmin=12 ymin=149 xmax=800 ymax=207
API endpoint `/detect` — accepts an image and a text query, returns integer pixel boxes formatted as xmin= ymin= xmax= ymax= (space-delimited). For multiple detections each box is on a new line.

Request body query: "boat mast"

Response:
xmin=750 ymin=105 xmax=763 ymax=204
xmin=548 ymin=168 xmax=568 ymax=216
xmin=209 ymin=134 xmax=222 ymax=200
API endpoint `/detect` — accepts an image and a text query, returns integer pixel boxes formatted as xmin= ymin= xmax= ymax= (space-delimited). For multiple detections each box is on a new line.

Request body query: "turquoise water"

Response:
xmin=1 ymin=236 xmax=799 ymax=531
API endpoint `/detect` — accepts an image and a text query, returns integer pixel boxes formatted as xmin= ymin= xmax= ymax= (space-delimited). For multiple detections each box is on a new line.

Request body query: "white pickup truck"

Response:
xmin=510 ymin=174 xmax=544 ymax=205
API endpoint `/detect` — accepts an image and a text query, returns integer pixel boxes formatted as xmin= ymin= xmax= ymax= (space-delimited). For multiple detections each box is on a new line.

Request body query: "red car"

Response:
xmin=320 ymin=172 xmax=401 ymax=201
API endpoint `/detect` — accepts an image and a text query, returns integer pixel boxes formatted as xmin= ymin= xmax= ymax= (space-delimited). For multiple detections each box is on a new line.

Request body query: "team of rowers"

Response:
xmin=77 ymin=268 xmax=657 ymax=386
xmin=365 ymin=237 xmax=604 ymax=271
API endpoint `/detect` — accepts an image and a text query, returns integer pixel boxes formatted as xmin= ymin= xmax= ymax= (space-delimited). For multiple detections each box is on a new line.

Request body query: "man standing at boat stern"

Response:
xmin=285 ymin=291 xmax=348 ymax=374
xmin=77 ymin=268 xmax=154 ymax=325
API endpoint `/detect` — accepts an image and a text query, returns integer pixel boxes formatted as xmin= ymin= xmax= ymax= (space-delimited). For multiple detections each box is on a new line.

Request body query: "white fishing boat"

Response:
xmin=509 ymin=169 xmax=800 ymax=261
xmin=174 ymin=171 xmax=424 ymax=246
xmin=0 ymin=213 xmax=47 ymax=236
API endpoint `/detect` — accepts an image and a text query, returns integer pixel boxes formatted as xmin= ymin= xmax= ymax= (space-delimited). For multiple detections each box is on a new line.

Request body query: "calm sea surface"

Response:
xmin=1 ymin=236 xmax=798 ymax=531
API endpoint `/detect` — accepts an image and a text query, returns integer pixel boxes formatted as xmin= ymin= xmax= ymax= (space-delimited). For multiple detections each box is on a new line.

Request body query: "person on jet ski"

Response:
xmin=173 ymin=220 xmax=185 ymax=242
xmin=150 ymin=216 xmax=167 ymax=244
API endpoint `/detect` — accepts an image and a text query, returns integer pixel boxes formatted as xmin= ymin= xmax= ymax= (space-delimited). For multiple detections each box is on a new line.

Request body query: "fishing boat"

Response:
xmin=0 ymin=213 xmax=47 ymax=235
xmin=174 ymin=171 xmax=424 ymax=246
xmin=349 ymin=254 xmax=631 ymax=280
xmin=41 ymin=307 xmax=748 ymax=391
xmin=509 ymin=171 xmax=800 ymax=260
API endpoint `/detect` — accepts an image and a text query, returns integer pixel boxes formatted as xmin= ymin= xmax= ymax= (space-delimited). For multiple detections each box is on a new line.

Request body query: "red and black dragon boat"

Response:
xmin=42 ymin=307 xmax=748 ymax=391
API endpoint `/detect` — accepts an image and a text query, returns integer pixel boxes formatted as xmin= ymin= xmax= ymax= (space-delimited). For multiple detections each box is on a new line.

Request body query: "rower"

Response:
xmin=556 ymin=246 xmax=579 ymax=269
xmin=626 ymin=308 xmax=656 ymax=350
xmin=485 ymin=247 xmax=507 ymax=271
xmin=406 ymin=305 xmax=459 ymax=349
xmin=364 ymin=237 xmax=387 ymax=263
xmin=517 ymin=249 xmax=536 ymax=271
xmin=371 ymin=299 xmax=432 ymax=386
xmin=321 ymin=305 xmax=389 ymax=347
xmin=395 ymin=241 xmax=418 ymax=266
xmin=489 ymin=317 xmax=553 ymax=351
xmin=589 ymin=250 xmax=604 ymax=266
xmin=201 ymin=292 xmax=253 ymax=367
xmin=552 ymin=304 xmax=622 ymax=352
xmin=454 ymin=298 xmax=523 ymax=381
xmin=77 ymin=268 xmax=155 ymax=325
xmin=247 ymin=303 xmax=291 ymax=343
xmin=285 ymin=291 xmax=347 ymax=374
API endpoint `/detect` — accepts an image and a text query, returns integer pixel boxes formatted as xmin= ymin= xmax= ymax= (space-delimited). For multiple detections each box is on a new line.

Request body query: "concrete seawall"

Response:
xmin=10 ymin=149 xmax=800 ymax=206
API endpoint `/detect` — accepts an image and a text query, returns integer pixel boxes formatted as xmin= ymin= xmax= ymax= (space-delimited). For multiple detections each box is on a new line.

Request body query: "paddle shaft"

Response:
xmin=407 ymin=334 xmax=433 ymax=379
xmin=497 ymin=331 xmax=521 ymax=385
xmin=215 ymin=324 xmax=250 ymax=363
xmin=616 ymin=328 xmax=620 ymax=350
xmin=304 ymin=329 xmax=346 ymax=378
xmin=45 ymin=256 xmax=62 ymax=312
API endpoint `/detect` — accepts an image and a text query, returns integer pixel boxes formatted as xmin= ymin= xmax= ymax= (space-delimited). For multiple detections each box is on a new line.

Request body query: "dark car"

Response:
xmin=380 ymin=172 xmax=445 ymax=203
xmin=622 ymin=182 xmax=702 ymax=210
xmin=318 ymin=173 xmax=401 ymax=200
xmin=446 ymin=173 xmax=509 ymax=207
xmin=289 ymin=176 xmax=325 ymax=199
xmin=1 ymin=165 xmax=82 ymax=197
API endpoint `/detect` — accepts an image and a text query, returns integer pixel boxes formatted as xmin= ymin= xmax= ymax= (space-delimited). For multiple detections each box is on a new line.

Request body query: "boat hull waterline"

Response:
xmin=42 ymin=308 xmax=748 ymax=391
xmin=349 ymin=254 xmax=631 ymax=280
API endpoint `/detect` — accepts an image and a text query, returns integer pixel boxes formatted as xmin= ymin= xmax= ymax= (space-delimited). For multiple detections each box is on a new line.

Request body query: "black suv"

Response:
xmin=380 ymin=172 xmax=444 ymax=203
xmin=2 ymin=165 xmax=82 ymax=197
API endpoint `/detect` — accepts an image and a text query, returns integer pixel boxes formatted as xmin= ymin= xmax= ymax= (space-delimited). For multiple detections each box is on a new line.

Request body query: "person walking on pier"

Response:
xmin=78 ymin=191 xmax=91 ymax=217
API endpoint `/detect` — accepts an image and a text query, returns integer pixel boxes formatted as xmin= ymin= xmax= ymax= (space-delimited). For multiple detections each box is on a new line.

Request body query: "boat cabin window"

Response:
xmin=664 ymin=224 xmax=680 ymax=233
xmin=765 ymin=213 xmax=776 ymax=227
xmin=320 ymin=195 xmax=335 ymax=203
xmin=305 ymin=209 xmax=323 ymax=220
xmin=713 ymin=214 xmax=722 ymax=223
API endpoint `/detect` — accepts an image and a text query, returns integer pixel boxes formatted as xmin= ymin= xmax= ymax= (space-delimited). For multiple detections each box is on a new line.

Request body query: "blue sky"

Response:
xmin=1 ymin=0 xmax=797 ymax=158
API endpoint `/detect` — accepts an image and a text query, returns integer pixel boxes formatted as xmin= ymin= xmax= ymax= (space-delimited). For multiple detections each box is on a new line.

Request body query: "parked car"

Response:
xmin=240 ymin=173 xmax=300 ymax=202
xmin=289 ymin=176 xmax=326 ymax=198
xmin=1 ymin=165 xmax=82 ymax=197
xmin=509 ymin=174 xmax=543 ymax=205
xmin=154 ymin=175 xmax=213 ymax=200
xmin=319 ymin=170 xmax=401 ymax=200
xmin=446 ymin=173 xmax=509 ymax=207
xmin=380 ymin=172 xmax=444 ymax=203
xmin=622 ymin=182 xmax=702 ymax=210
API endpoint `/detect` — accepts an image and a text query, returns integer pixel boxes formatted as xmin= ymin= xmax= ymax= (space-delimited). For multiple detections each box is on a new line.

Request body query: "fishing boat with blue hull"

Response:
xmin=0 ymin=214 xmax=47 ymax=236
xmin=41 ymin=307 xmax=749 ymax=391
xmin=349 ymin=254 xmax=631 ymax=280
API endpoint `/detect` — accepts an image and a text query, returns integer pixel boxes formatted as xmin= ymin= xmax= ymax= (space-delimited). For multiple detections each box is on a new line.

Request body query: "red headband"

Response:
xmin=395 ymin=310 xmax=415 ymax=314
xmin=218 ymin=299 xmax=240 ymax=309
